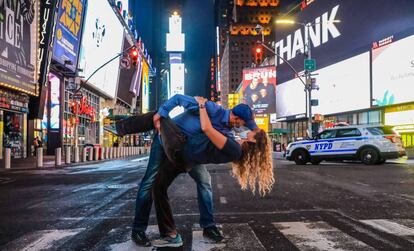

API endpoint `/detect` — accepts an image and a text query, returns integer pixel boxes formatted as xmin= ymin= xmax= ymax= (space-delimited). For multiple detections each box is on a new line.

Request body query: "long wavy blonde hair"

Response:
xmin=231 ymin=130 xmax=275 ymax=196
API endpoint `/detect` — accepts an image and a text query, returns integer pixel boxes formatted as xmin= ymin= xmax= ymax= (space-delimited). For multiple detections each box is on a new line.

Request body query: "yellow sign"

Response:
xmin=254 ymin=116 xmax=269 ymax=132
xmin=228 ymin=94 xmax=239 ymax=109
xmin=141 ymin=62 xmax=150 ymax=113
xmin=385 ymin=103 xmax=414 ymax=113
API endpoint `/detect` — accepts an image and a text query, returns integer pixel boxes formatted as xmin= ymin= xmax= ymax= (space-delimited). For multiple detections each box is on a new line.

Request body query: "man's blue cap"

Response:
xmin=231 ymin=104 xmax=258 ymax=130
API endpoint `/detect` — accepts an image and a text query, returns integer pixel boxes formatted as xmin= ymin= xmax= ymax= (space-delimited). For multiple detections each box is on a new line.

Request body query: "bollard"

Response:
xmin=138 ymin=147 xmax=142 ymax=155
xmin=55 ymin=147 xmax=62 ymax=166
xmin=4 ymin=148 xmax=11 ymax=169
xmin=100 ymin=147 xmax=105 ymax=160
xmin=110 ymin=147 xmax=114 ymax=159
xmin=105 ymin=147 xmax=109 ymax=159
xmin=65 ymin=146 xmax=71 ymax=164
xmin=88 ymin=148 xmax=93 ymax=161
xmin=94 ymin=147 xmax=99 ymax=161
xmin=82 ymin=147 xmax=87 ymax=162
xmin=74 ymin=146 xmax=80 ymax=163
xmin=114 ymin=147 xmax=118 ymax=158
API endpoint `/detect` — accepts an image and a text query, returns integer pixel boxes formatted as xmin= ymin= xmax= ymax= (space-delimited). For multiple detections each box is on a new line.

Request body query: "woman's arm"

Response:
xmin=195 ymin=96 xmax=228 ymax=150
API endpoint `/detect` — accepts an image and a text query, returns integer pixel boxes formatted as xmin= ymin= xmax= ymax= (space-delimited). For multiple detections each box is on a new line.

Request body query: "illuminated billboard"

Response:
xmin=141 ymin=62 xmax=150 ymax=113
xmin=53 ymin=0 xmax=85 ymax=72
xmin=242 ymin=67 xmax=276 ymax=114
xmin=170 ymin=63 xmax=185 ymax=97
xmin=78 ymin=1 xmax=124 ymax=98
xmin=372 ymin=35 xmax=414 ymax=106
xmin=276 ymin=52 xmax=370 ymax=118
xmin=312 ymin=52 xmax=370 ymax=115
xmin=0 ymin=1 xmax=39 ymax=95
xmin=166 ymin=13 xmax=185 ymax=52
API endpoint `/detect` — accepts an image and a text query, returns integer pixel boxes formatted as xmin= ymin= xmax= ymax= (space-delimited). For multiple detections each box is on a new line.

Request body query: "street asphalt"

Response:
xmin=1 ymin=156 xmax=414 ymax=250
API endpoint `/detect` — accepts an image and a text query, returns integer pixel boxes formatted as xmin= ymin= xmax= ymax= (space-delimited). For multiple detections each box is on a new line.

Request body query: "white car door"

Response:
xmin=334 ymin=128 xmax=362 ymax=155
xmin=311 ymin=130 xmax=337 ymax=157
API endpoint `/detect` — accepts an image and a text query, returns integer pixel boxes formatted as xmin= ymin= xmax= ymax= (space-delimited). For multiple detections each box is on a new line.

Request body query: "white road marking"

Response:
xmin=192 ymin=223 xmax=265 ymax=251
xmin=273 ymin=221 xmax=375 ymax=251
xmin=110 ymin=226 xmax=158 ymax=251
xmin=4 ymin=229 xmax=84 ymax=251
xmin=131 ymin=157 xmax=149 ymax=162
xmin=360 ymin=219 xmax=414 ymax=236
xmin=219 ymin=196 xmax=227 ymax=204
xmin=217 ymin=184 xmax=223 ymax=189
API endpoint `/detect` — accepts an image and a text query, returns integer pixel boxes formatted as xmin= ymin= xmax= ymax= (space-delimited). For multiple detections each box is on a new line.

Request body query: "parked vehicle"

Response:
xmin=286 ymin=125 xmax=406 ymax=165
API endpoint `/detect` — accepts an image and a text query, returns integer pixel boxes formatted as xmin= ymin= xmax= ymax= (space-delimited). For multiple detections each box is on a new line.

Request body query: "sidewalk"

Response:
xmin=0 ymin=153 xmax=148 ymax=171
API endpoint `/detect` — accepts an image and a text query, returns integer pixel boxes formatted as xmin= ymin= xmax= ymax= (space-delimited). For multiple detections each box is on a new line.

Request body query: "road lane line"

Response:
xmin=4 ymin=229 xmax=84 ymax=251
xmin=130 ymin=156 xmax=149 ymax=162
xmin=273 ymin=221 xmax=375 ymax=251
xmin=219 ymin=196 xmax=227 ymax=204
xmin=109 ymin=225 xmax=158 ymax=251
xmin=360 ymin=219 xmax=414 ymax=236
xmin=192 ymin=223 xmax=265 ymax=251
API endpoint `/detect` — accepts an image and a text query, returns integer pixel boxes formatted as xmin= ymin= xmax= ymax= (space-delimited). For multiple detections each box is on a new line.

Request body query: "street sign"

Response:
xmin=71 ymin=92 xmax=83 ymax=100
xmin=304 ymin=58 xmax=316 ymax=71
xmin=120 ymin=57 xmax=131 ymax=69
xmin=311 ymin=99 xmax=319 ymax=106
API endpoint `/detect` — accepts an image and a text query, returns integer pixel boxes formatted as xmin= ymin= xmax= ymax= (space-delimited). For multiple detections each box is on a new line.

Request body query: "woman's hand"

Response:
xmin=194 ymin=96 xmax=207 ymax=106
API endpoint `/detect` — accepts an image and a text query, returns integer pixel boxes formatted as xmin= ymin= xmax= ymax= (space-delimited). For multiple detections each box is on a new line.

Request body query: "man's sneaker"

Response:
xmin=152 ymin=234 xmax=183 ymax=247
xmin=131 ymin=231 xmax=151 ymax=247
xmin=203 ymin=226 xmax=224 ymax=243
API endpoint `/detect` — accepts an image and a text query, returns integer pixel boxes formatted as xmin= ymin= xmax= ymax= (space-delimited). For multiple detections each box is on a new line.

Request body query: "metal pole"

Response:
xmin=306 ymin=23 xmax=313 ymax=139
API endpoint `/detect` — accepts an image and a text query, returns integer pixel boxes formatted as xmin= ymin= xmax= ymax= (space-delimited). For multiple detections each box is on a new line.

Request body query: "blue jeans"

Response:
xmin=132 ymin=136 xmax=215 ymax=232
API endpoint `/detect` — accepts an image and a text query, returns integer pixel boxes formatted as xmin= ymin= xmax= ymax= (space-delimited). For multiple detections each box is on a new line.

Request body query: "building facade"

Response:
xmin=273 ymin=0 xmax=414 ymax=150
xmin=218 ymin=0 xmax=280 ymax=108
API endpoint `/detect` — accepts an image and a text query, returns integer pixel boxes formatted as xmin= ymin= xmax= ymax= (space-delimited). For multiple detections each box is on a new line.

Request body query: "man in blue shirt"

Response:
xmin=113 ymin=94 xmax=257 ymax=246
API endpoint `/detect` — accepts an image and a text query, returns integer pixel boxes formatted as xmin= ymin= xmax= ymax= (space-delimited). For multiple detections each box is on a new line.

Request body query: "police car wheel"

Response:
xmin=377 ymin=158 xmax=386 ymax=164
xmin=360 ymin=148 xmax=379 ymax=165
xmin=294 ymin=150 xmax=309 ymax=165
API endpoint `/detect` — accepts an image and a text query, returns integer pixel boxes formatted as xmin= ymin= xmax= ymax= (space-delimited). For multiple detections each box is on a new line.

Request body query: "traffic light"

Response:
xmin=255 ymin=46 xmax=263 ymax=65
xmin=130 ymin=47 xmax=139 ymax=67
xmin=70 ymin=101 xmax=77 ymax=114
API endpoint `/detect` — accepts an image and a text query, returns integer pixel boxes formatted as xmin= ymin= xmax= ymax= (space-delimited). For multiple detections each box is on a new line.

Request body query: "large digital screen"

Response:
xmin=276 ymin=52 xmax=370 ymax=118
xmin=276 ymin=78 xmax=306 ymax=118
xmin=275 ymin=0 xmax=414 ymax=84
xmin=312 ymin=52 xmax=370 ymax=115
xmin=372 ymin=35 xmax=414 ymax=106
xmin=78 ymin=1 xmax=124 ymax=98
xmin=52 ymin=0 xmax=85 ymax=72
xmin=49 ymin=74 xmax=61 ymax=129
xmin=0 ymin=1 xmax=39 ymax=95
xmin=242 ymin=67 xmax=276 ymax=114
xmin=141 ymin=62 xmax=150 ymax=113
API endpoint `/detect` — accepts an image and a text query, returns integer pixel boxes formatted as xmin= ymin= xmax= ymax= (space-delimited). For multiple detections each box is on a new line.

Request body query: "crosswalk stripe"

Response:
xmin=192 ymin=223 xmax=266 ymax=251
xmin=4 ymin=228 xmax=84 ymax=251
xmin=360 ymin=219 xmax=414 ymax=236
xmin=273 ymin=221 xmax=375 ymax=251
xmin=109 ymin=225 xmax=159 ymax=251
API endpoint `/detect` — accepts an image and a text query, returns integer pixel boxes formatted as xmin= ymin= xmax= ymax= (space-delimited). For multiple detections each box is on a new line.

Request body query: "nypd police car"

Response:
xmin=286 ymin=125 xmax=406 ymax=165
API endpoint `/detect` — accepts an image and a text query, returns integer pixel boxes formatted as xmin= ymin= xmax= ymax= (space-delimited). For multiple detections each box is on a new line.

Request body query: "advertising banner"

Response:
xmin=141 ymin=62 xmax=150 ymax=113
xmin=78 ymin=1 xmax=124 ymax=98
xmin=0 ymin=1 xmax=39 ymax=95
xmin=118 ymin=37 xmax=136 ymax=106
xmin=275 ymin=0 xmax=414 ymax=84
xmin=372 ymin=35 xmax=414 ymax=106
xmin=242 ymin=66 xmax=276 ymax=114
xmin=52 ymin=0 xmax=85 ymax=72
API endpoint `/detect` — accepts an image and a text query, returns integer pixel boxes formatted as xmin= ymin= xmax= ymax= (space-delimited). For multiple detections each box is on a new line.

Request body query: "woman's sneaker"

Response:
xmin=203 ymin=226 xmax=224 ymax=243
xmin=152 ymin=234 xmax=183 ymax=247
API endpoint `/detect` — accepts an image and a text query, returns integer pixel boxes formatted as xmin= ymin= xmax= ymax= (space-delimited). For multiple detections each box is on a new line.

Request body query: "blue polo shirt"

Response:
xmin=157 ymin=94 xmax=234 ymax=139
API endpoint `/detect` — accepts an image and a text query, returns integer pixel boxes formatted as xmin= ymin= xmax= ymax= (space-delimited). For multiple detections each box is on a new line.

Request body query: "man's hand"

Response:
xmin=153 ymin=113 xmax=161 ymax=134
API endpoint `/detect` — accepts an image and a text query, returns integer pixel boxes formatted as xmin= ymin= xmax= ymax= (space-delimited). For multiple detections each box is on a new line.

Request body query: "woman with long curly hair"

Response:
xmin=151 ymin=96 xmax=274 ymax=247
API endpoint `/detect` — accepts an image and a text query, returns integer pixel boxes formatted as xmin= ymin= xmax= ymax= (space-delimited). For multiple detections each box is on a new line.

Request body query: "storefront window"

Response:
xmin=368 ymin=110 xmax=381 ymax=124
xmin=358 ymin=112 xmax=368 ymax=124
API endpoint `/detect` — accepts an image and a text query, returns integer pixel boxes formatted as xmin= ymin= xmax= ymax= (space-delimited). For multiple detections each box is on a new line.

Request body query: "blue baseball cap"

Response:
xmin=231 ymin=104 xmax=258 ymax=130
